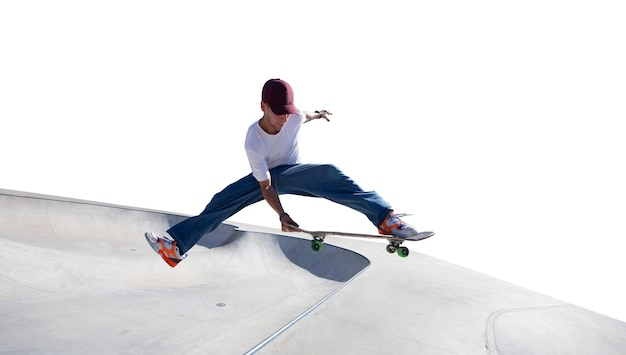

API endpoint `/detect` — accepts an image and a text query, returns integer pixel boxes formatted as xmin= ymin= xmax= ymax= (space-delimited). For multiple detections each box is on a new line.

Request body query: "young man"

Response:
xmin=146 ymin=79 xmax=422 ymax=267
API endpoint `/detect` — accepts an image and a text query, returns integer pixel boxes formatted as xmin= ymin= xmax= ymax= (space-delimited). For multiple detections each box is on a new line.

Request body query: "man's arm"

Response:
xmin=303 ymin=110 xmax=332 ymax=123
xmin=258 ymin=179 xmax=299 ymax=232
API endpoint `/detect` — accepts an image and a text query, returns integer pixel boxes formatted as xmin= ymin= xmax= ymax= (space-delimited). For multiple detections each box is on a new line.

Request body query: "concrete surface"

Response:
xmin=1 ymin=189 xmax=625 ymax=354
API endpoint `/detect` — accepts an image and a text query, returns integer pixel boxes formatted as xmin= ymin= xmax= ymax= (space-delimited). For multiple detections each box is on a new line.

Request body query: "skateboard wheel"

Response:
xmin=311 ymin=240 xmax=323 ymax=252
xmin=386 ymin=245 xmax=397 ymax=254
xmin=397 ymin=247 xmax=409 ymax=258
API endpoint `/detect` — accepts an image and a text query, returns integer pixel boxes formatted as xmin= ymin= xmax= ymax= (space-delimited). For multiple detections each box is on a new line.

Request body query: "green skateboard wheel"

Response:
xmin=311 ymin=239 xmax=323 ymax=252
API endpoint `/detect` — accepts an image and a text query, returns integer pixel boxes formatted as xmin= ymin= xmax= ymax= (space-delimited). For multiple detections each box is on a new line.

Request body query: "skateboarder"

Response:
xmin=146 ymin=79 xmax=421 ymax=267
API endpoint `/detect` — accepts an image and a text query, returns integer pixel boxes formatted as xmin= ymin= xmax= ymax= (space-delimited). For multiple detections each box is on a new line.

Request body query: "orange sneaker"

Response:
xmin=145 ymin=232 xmax=187 ymax=267
xmin=378 ymin=212 xmax=418 ymax=238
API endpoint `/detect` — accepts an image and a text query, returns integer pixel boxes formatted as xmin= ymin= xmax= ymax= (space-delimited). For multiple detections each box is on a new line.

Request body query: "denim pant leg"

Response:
xmin=271 ymin=164 xmax=392 ymax=226
xmin=167 ymin=163 xmax=392 ymax=254
xmin=167 ymin=173 xmax=263 ymax=253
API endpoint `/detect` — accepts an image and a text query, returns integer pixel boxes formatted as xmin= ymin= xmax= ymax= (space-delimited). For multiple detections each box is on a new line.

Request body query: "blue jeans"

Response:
xmin=167 ymin=164 xmax=392 ymax=253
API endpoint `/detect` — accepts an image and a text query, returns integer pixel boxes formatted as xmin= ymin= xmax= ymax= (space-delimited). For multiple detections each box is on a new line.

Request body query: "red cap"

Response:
xmin=261 ymin=79 xmax=298 ymax=115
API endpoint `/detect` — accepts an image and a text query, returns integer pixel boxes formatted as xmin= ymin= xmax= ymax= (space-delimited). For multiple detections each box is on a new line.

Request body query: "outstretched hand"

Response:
xmin=304 ymin=110 xmax=333 ymax=123
xmin=316 ymin=110 xmax=332 ymax=122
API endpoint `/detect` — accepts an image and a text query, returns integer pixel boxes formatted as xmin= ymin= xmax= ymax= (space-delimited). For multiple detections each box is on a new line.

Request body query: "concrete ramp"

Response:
xmin=1 ymin=189 xmax=625 ymax=354
xmin=0 ymin=190 xmax=368 ymax=354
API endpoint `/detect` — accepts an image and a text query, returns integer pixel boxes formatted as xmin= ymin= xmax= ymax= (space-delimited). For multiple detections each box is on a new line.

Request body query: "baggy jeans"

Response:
xmin=167 ymin=164 xmax=392 ymax=253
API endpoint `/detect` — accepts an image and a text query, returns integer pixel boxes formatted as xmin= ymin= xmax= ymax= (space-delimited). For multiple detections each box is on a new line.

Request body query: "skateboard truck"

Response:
xmin=385 ymin=240 xmax=409 ymax=257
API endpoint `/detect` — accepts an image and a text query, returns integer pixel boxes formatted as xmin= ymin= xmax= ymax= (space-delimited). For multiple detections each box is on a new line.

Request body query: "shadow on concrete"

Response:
xmin=196 ymin=223 xmax=370 ymax=283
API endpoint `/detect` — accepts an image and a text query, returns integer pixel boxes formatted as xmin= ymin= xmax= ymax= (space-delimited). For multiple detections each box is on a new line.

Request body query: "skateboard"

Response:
xmin=285 ymin=224 xmax=434 ymax=258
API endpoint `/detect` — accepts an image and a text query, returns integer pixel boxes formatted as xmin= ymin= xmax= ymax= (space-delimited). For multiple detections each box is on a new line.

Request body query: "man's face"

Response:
xmin=261 ymin=102 xmax=289 ymax=134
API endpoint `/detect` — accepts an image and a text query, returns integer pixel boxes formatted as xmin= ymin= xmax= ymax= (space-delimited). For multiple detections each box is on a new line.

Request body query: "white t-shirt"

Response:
xmin=244 ymin=111 xmax=304 ymax=182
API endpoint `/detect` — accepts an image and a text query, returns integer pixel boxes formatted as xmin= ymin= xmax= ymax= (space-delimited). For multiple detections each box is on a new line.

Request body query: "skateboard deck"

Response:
xmin=286 ymin=224 xmax=434 ymax=258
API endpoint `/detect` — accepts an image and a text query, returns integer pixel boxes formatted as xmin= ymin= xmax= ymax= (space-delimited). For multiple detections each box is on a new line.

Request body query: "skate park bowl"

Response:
xmin=1 ymin=189 xmax=626 ymax=354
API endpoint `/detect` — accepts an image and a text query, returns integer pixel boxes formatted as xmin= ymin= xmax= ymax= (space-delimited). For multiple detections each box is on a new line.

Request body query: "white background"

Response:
xmin=2 ymin=1 xmax=625 ymax=322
